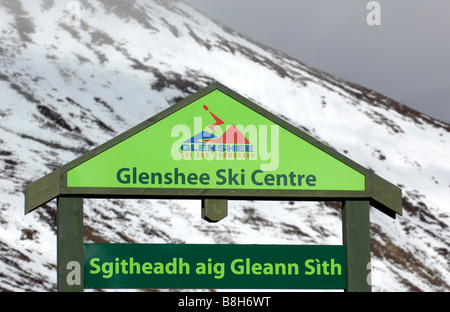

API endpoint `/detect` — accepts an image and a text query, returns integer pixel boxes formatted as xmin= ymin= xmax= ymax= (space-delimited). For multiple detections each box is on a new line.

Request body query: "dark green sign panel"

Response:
xmin=84 ymin=244 xmax=346 ymax=289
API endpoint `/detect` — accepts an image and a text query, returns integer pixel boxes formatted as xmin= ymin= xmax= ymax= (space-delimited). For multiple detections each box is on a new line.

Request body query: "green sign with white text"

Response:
xmin=67 ymin=89 xmax=365 ymax=191
xmin=84 ymin=244 xmax=347 ymax=289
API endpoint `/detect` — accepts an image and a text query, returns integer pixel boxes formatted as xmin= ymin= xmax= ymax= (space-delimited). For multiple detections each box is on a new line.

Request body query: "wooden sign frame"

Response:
xmin=25 ymin=82 xmax=402 ymax=292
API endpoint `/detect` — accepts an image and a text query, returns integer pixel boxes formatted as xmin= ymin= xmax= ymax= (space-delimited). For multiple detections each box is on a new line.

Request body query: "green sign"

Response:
xmin=84 ymin=244 xmax=346 ymax=289
xmin=24 ymin=82 xmax=403 ymax=292
xmin=67 ymin=89 xmax=364 ymax=191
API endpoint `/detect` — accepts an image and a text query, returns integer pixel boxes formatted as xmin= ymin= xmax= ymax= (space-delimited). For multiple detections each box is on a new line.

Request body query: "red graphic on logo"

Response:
xmin=207 ymin=125 xmax=251 ymax=144
xmin=203 ymin=105 xmax=224 ymax=133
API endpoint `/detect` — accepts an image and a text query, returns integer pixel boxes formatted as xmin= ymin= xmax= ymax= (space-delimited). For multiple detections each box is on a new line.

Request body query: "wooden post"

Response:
xmin=57 ymin=197 xmax=84 ymax=292
xmin=342 ymin=200 xmax=371 ymax=292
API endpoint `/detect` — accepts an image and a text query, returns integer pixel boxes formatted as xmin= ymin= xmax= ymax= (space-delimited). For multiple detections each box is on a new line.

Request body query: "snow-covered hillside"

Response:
xmin=0 ymin=0 xmax=449 ymax=291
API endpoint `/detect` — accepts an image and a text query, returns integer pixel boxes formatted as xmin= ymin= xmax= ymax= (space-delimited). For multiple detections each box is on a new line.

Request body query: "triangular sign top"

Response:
xmin=25 ymin=82 xmax=401 ymax=217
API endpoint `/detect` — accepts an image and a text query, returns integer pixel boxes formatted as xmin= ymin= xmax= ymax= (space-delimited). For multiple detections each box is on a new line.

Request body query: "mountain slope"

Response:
xmin=0 ymin=0 xmax=449 ymax=291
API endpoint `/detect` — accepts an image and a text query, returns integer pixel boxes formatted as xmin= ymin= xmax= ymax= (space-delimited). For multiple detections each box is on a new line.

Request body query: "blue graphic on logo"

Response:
xmin=183 ymin=131 xmax=217 ymax=144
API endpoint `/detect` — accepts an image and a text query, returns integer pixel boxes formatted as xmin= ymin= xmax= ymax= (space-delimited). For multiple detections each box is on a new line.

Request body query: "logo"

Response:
xmin=171 ymin=103 xmax=280 ymax=171
xmin=179 ymin=105 xmax=255 ymax=160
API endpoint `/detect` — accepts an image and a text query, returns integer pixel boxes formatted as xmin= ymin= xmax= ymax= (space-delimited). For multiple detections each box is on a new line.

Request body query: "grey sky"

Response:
xmin=183 ymin=0 xmax=450 ymax=124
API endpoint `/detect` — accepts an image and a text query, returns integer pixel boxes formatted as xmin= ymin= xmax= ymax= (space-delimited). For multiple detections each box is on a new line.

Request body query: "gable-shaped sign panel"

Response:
xmin=67 ymin=89 xmax=365 ymax=191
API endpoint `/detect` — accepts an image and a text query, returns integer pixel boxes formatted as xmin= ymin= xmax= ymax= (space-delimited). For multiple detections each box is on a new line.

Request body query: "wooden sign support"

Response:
xmin=57 ymin=197 xmax=83 ymax=292
xmin=342 ymin=200 xmax=371 ymax=292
